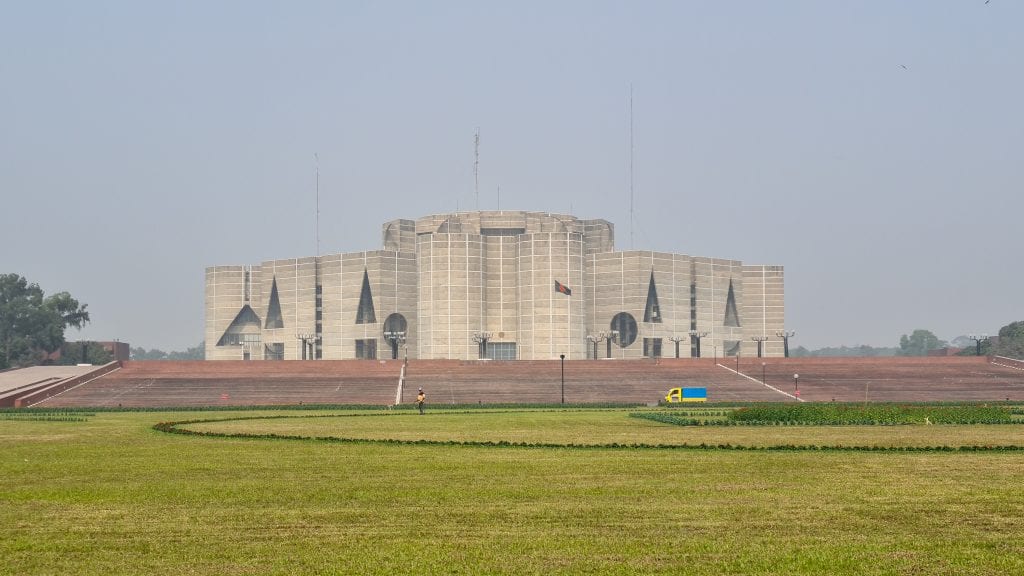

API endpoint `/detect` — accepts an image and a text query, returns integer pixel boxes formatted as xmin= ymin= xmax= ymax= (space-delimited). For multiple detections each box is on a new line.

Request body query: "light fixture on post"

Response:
xmin=793 ymin=373 xmax=800 ymax=398
xmin=688 ymin=330 xmax=708 ymax=358
xmin=586 ymin=333 xmax=607 ymax=360
xmin=471 ymin=332 xmax=493 ymax=360
xmin=607 ymin=330 xmax=619 ymax=359
xmin=296 ymin=333 xmax=315 ymax=360
xmin=752 ymin=335 xmax=769 ymax=358
xmin=761 ymin=361 xmax=766 ymax=384
xmin=240 ymin=341 xmax=260 ymax=361
xmin=383 ymin=330 xmax=407 ymax=360
xmin=560 ymin=354 xmax=566 ymax=404
xmin=668 ymin=335 xmax=686 ymax=359
xmin=967 ymin=334 xmax=989 ymax=357
xmin=776 ymin=330 xmax=796 ymax=358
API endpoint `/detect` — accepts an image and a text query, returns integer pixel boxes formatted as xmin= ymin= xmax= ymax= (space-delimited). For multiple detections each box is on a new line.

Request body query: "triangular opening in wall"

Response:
xmin=724 ymin=279 xmax=740 ymax=327
xmin=643 ymin=271 xmax=662 ymax=323
xmin=355 ymin=269 xmax=377 ymax=324
xmin=265 ymin=277 xmax=284 ymax=329
xmin=216 ymin=305 xmax=262 ymax=346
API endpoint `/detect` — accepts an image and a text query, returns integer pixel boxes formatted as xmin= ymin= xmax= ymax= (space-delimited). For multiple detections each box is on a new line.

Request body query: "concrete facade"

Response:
xmin=206 ymin=211 xmax=785 ymax=360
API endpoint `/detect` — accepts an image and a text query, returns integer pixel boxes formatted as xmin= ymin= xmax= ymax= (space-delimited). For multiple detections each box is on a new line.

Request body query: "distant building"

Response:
xmin=206 ymin=211 xmax=785 ymax=360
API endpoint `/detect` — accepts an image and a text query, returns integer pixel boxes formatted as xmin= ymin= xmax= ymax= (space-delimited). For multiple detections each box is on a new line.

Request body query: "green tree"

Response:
xmin=131 ymin=342 xmax=204 ymax=360
xmin=0 ymin=274 xmax=90 ymax=369
xmin=56 ymin=341 xmax=113 ymax=365
xmin=993 ymin=321 xmax=1024 ymax=359
xmin=167 ymin=342 xmax=204 ymax=360
xmin=897 ymin=329 xmax=946 ymax=356
xmin=131 ymin=346 xmax=168 ymax=360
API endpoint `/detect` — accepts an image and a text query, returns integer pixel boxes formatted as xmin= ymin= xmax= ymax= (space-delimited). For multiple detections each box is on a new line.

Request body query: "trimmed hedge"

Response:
xmin=727 ymin=404 xmax=1013 ymax=425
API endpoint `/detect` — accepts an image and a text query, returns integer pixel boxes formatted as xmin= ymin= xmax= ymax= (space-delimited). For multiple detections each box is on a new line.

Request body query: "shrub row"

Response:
xmin=727 ymin=403 xmax=1014 ymax=425
xmin=631 ymin=412 xmax=1018 ymax=427
xmin=0 ymin=415 xmax=89 ymax=422
xmin=0 ymin=408 xmax=96 ymax=415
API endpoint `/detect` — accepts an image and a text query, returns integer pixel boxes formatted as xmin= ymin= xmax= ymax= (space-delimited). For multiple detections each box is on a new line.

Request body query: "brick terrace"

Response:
xmin=33 ymin=356 xmax=1024 ymax=408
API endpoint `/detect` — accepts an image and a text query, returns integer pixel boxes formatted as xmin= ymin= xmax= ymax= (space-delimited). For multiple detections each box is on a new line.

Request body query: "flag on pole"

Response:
xmin=555 ymin=280 xmax=572 ymax=296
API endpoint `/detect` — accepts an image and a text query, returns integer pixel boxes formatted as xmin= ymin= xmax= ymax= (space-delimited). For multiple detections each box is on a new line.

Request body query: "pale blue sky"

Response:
xmin=2 ymin=1 xmax=1020 ymax=351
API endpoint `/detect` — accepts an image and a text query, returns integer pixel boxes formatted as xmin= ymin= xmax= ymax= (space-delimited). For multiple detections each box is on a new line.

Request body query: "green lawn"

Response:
xmin=2 ymin=408 xmax=1023 ymax=575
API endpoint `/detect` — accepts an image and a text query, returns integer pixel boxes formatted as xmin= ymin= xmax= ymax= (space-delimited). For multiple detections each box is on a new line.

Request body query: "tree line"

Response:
xmin=793 ymin=322 xmax=1024 ymax=358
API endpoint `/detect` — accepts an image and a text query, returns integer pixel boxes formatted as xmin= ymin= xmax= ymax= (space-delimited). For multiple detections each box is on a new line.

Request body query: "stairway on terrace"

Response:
xmin=40 ymin=360 xmax=401 ymax=408
xmin=401 ymin=358 xmax=791 ymax=405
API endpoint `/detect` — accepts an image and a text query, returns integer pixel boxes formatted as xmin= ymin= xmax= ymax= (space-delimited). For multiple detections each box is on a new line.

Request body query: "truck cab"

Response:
xmin=664 ymin=387 xmax=707 ymax=403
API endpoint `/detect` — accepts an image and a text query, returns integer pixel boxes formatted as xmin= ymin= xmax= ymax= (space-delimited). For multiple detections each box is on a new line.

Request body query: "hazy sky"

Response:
xmin=2 ymin=1 xmax=1020 ymax=352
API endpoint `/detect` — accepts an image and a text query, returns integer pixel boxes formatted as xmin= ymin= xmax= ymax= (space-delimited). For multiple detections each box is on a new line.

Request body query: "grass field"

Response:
xmin=3 ymin=407 xmax=1024 ymax=575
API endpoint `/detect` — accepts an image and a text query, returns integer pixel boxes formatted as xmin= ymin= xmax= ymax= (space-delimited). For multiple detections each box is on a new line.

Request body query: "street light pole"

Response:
xmin=968 ymin=334 xmax=989 ymax=357
xmin=296 ymin=333 xmax=315 ymax=360
xmin=472 ymin=332 xmax=492 ymax=359
xmin=761 ymin=362 xmax=766 ymax=384
xmin=688 ymin=330 xmax=708 ymax=359
xmin=793 ymin=373 xmax=800 ymax=399
xmin=752 ymin=335 xmax=768 ymax=358
xmin=384 ymin=331 xmax=407 ymax=360
xmin=587 ymin=333 xmax=607 ymax=360
xmin=776 ymin=330 xmax=796 ymax=358
xmin=668 ymin=335 xmax=686 ymax=359
xmin=560 ymin=354 xmax=566 ymax=404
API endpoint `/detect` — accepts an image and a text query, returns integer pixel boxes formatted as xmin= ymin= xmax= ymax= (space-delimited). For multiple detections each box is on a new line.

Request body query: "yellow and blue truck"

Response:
xmin=664 ymin=387 xmax=707 ymax=403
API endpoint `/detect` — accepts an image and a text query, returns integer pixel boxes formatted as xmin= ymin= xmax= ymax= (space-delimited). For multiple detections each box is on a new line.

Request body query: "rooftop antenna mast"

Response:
xmin=315 ymin=153 xmax=320 ymax=257
xmin=629 ymin=84 xmax=634 ymax=250
xmin=474 ymin=128 xmax=480 ymax=211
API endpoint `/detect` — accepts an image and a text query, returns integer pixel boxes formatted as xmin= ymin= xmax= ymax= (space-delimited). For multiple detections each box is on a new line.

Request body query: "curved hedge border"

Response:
xmin=152 ymin=414 xmax=1024 ymax=453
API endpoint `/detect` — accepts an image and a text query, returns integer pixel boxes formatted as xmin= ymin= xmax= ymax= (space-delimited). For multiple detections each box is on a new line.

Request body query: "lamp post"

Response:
xmin=240 ymin=341 xmax=260 ymax=361
xmin=776 ymin=330 xmax=796 ymax=358
xmin=384 ymin=330 xmax=407 ymax=360
xmin=752 ymin=335 xmax=768 ymax=358
xmin=560 ymin=353 xmax=566 ymax=404
xmin=968 ymin=334 xmax=989 ymax=357
xmin=471 ymin=332 xmax=492 ymax=359
xmin=793 ymin=373 xmax=800 ymax=398
xmin=607 ymin=330 xmax=619 ymax=359
xmin=296 ymin=333 xmax=315 ymax=360
xmin=587 ymin=333 xmax=607 ymax=360
xmin=761 ymin=362 xmax=766 ymax=384
xmin=688 ymin=330 xmax=708 ymax=358
xmin=668 ymin=335 xmax=686 ymax=359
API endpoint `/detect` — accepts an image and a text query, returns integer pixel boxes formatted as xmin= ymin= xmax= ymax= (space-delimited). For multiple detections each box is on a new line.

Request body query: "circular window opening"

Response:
xmin=383 ymin=313 xmax=408 ymax=335
xmin=610 ymin=312 xmax=638 ymax=347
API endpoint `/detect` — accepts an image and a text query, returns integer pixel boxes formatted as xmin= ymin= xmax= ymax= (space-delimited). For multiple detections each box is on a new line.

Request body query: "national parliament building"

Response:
xmin=205 ymin=211 xmax=785 ymax=361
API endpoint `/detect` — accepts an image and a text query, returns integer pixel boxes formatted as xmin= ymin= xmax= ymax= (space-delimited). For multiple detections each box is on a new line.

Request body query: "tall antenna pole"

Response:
xmin=474 ymin=128 xmax=480 ymax=211
xmin=315 ymin=153 xmax=320 ymax=257
xmin=629 ymin=84 xmax=634 ymax=250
